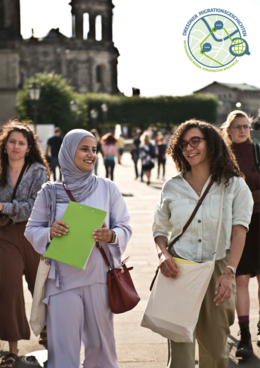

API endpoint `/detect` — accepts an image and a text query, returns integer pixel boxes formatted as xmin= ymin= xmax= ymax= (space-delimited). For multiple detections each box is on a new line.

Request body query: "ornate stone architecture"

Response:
xmin=0 ymin=0 xmax=120 ymax=123
xmin=194 ymin=82 xmax=260 ymax=125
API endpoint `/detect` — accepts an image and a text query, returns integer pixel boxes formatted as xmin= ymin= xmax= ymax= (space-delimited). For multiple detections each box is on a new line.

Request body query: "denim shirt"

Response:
xmin=153 ymin=172 xmax=254 ymax=262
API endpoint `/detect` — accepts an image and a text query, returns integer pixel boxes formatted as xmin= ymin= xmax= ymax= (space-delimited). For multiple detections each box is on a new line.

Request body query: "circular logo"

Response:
xmin=187 ymin=14 xmax=250 ymax=69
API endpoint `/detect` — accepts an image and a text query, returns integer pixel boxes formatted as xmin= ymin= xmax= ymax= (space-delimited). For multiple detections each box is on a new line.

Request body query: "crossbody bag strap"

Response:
xmin=62 ymin=181 xmax=113 ymax=270
xmin=213 ymin=183 xmax=225 ymax=262
xmin=253 ymin=143 xmax=260 ymax=173
xmin=168 ymin=179 xmax=214 ymax=251
xmin=11 ymin=162 xmax=28 ymax=201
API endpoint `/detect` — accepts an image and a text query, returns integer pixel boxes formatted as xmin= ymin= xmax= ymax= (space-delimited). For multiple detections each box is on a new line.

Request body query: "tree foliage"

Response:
xmin=17 ymin=73 xmax=88 ymax=132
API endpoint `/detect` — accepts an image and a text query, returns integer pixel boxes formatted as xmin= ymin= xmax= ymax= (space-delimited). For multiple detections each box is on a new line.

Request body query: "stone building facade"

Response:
xmin=194 ymin=82 xmax=260 ymax=125
xmin=0 ymin=0 xmax=120 ymax=123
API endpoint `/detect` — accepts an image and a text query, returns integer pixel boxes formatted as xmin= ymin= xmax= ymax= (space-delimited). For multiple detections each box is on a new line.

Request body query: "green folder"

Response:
xmin=45 ymin=201 xmax=107 ymax=269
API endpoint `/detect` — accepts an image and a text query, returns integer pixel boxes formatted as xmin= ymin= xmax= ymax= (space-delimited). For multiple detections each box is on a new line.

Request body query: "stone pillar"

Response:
xmin=75 ymin=10 xmax=83 ymax=39
xmin=88 ymin=13 xmax=96 ymax=40
xmin=102 ymin=11 xmax=113 ymax=41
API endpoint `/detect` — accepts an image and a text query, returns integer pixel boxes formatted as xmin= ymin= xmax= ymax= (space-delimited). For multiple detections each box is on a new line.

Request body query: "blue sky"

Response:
xmin=20 ymin=0 xmax=260 ymax=97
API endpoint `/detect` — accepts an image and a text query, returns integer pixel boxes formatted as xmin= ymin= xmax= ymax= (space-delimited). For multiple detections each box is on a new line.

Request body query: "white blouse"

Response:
xmin=153 ymin=172 xmax=253 ymax=262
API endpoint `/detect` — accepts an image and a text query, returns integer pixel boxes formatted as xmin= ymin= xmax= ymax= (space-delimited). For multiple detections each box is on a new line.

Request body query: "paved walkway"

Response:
xmin=1 ymin=153 xmax=259 ymax=367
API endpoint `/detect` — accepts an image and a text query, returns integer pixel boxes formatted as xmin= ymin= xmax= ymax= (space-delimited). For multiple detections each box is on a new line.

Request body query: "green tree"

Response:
xmin=17 ymin=73 xmax=88 ymax=132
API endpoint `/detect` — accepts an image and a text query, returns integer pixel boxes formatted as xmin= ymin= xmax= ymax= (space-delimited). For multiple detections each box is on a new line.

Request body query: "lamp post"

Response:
xmin=29 ymin=82 xmax=41 ymax=133
xmin=70 ymin=100 xmax=79 ymax=127
xmin=90 ymin=108 xmax=98 ymax=129
xmin=101 ymin=103 xmax=108 ymax=134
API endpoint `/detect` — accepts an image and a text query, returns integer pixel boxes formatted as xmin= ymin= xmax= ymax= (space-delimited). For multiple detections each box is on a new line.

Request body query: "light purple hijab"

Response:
xmin=59 ymin=129 xmax=98 ymax=201
xmin=42 ymin=129 xmax=99 ymax=218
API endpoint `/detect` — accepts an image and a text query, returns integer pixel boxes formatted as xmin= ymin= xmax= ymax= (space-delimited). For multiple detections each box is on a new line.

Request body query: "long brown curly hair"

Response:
xmin=167 ymin=120 xmax=243 ymax=187
xmin=0 ymin=120 xmax=51 ymax=186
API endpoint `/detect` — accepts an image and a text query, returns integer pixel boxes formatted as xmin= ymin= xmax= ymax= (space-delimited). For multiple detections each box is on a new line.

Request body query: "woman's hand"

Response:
xmin=50 ymin=220 xmax=69 ymax=240
xmin=214 ymin=273 xmax=233 ymax=306
xmin=0 ymin=202 xmax=3 ymax=211
xmin=159 ymin=252 xmax=179 ymax=278
xmin=93 ymin=223 xmax=113 ymax=243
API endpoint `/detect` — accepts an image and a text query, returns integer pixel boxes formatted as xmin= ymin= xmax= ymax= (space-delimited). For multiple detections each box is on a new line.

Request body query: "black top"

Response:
xmin=47 ymin=136 xmax=63 ymax=157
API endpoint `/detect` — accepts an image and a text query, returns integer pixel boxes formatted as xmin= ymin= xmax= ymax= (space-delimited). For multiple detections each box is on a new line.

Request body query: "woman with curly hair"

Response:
xmin=0 ymin=121 xmax=50 ymax=367
xmin=153 ymin=120 xmax=253 ymax=368
xmin=222 ymin=110 xmax=260 ymax=359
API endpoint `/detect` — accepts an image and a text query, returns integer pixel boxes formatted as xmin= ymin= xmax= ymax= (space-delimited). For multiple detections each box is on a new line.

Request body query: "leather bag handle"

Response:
xmin=11 ymin=162 xmax=28 ymax=201
xmin=168 ymin=179 xmax=214 ymax=251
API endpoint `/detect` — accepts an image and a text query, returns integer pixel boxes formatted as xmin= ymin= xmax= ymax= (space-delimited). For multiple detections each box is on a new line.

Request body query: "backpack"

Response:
xmin=253 ymin=143 xmax=260 ymax=173
xmin=149 ymin=144 xmax=156 ymax=159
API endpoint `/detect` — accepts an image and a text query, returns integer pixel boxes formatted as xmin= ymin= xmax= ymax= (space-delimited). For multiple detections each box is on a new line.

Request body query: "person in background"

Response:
xmin=139 ymin=132 xmax=155 ymax=185
xmin=165 ymin=130 xmax=173 ymax=147
xmin=90 ymin=129 xmax=103 ymax=176
xmin=117 ymin=134 xmax=125 ymax=164
xmin=222 ymin=110 xmax=260 ymax=359
xmin=157 ymin=136 xmax=167 ymax=180
xmin=0 ymin=121 xmax=50 ymax=367
xmin=131 ymin=129 xmax=143 ymax=181
xmin=45 ymin=127 xmax=63 ymax=181
xmin=101 ymin=133 xmax=118 ymax=181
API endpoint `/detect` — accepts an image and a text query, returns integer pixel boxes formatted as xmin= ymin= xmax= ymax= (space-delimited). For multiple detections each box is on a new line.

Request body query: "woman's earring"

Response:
xmin=4 ymin=149 xmax=7 ymax=153
xmin=26 ymin=152 xmax=29 ymax=156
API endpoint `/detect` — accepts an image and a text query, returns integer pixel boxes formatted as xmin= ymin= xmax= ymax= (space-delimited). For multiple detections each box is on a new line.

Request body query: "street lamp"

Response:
xmin=70 ymin=100 xmax=79 ymax=127
xmin=29 ymin=82 xmax=41 ymax=133
xmin=101 ymin=103 xmax=108 ymax=134
xmin=90 ymin=108 xmax=98 ymax=129
xmin=236 ymin=102 xmax=242 ymax=108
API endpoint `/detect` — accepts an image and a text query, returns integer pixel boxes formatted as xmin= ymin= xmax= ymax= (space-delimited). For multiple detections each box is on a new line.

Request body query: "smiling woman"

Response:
xmin=24 ymin=129 xmax=132 ymax=368
xmin=152 ymin=119 xmax=253 ymax=368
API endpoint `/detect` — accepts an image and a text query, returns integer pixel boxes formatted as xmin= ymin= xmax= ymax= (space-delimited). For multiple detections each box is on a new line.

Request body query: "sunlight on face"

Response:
xmin=74 ymin=136 xmax=97 ymax=172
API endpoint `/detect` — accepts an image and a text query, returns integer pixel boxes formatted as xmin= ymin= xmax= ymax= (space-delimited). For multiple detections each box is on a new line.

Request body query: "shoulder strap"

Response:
xmin=253 ymin=143 xmax=260 ymax=173
xmin=11 ymin=163 xmax=28 ymax=201
xmin=168 ymin=179 xmax=214 ymax=251
xmin=62 ymin=181 xmax=76 ymax=201
xmin=62 ymin=181 xmax=112 ymax=269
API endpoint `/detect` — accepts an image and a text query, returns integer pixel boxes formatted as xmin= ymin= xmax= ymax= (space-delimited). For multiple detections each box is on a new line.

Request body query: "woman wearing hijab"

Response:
xmin=25 ymin=129 xmax=132 ymax=368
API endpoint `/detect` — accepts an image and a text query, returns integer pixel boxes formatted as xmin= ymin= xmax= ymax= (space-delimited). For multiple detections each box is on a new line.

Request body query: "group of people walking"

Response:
xmin=0 ymin=109 xmax=259 ymax=368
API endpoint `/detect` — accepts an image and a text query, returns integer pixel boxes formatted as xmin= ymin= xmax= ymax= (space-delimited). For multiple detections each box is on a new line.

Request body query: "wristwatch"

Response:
xmin=226 ymin=265 xmax=236 ymax=274
xmin=109 ymin=230 xmax=117 ymax=243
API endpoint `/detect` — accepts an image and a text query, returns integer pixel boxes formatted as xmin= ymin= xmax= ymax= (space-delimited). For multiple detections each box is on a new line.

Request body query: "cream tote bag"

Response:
xmin=141 ymin=185 xmax=225 ymax=343
xmin=30 ymin=255 xmax=51 ymax=336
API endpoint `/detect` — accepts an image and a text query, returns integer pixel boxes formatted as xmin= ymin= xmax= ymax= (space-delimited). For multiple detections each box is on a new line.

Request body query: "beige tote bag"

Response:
xmin=141 ymin=185 xmax=224 ymax=343
xmin=30 ymin=255 xmax=51 ymax=337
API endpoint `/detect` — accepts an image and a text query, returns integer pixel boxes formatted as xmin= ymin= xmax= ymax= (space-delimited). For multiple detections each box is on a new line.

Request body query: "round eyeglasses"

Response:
xmin=179 ymin=137 xmax=206 ymax=151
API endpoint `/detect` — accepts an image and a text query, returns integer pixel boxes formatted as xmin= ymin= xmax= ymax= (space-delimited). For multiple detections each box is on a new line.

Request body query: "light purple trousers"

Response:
xmin=46 ymin=283 xmax=118 ymax=368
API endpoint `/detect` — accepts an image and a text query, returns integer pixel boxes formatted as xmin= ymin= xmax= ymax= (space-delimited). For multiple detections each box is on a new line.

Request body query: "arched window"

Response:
xmin=95 ymin=15 xmax=102 ymax=41
xmin=83 ymin=13 xmax=89 ymax=40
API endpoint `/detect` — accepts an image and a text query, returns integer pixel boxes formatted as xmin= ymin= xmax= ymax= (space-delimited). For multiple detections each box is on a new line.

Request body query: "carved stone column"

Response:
xmin=75 ymin=10 xmax=83 ymax=39
xmin=88 ymin=13 xmax=96 ymax=40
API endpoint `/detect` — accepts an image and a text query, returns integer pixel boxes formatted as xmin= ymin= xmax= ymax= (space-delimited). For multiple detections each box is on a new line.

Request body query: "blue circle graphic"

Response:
xmin=203 ymin=43 xmax=212 ymax=52
xmin=187 ymin=14 xmax=241 ymax=68
xmin=214 ymin=21 xmax=223 ymax=30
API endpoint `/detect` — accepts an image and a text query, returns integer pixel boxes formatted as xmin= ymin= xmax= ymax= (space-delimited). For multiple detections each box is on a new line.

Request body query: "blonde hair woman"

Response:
xmin=221 ymin=110 xmax=260 ymax=359
xmin=139 ymin=132 xmax=155 ymax=185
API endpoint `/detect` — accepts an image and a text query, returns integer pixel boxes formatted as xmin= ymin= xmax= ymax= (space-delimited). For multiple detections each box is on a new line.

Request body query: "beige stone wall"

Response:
xmin=0 ymin=91 xmax=17 ymax=125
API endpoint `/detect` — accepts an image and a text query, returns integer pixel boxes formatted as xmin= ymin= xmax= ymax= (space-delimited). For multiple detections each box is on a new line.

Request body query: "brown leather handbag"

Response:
xmin=96 ymin=242 xmax=140 ymax=313
xmin=0 ymin=163 xmax=27 ymax=227
xmin=63 ymin=183 xmax=140 ymax=314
